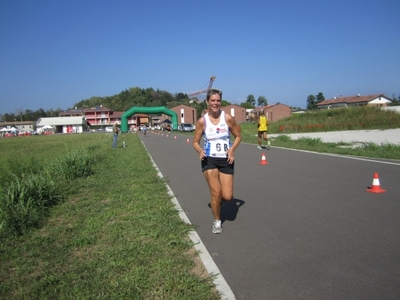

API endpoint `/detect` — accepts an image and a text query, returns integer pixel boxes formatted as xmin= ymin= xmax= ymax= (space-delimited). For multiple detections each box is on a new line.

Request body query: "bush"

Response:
xmin=0 ymin=172 xmax=64 ymax=236
xmin=48 ymin=149 xmax=95 ymax=180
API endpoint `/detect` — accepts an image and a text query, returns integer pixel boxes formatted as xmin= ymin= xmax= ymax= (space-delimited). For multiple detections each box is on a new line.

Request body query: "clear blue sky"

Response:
xmin=1 ymin=0 xmax=399 ymax=115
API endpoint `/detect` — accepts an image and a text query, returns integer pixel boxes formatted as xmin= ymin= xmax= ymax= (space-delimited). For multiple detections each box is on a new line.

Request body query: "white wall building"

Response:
xmin=36 ymin=116 xmax=89 ymax=134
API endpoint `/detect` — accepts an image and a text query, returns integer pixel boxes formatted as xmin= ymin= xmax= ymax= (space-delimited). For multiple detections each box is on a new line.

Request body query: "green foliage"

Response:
xmin=239 ymin=107 xmax=400 ymax=159
xmin=306 ymin=92 xmax=325 ymax=110
xmin=240 ymin=102 xmax=254 ymax=109
xmin=307 ymin=94 xmax=317 ymax=110
xmin=270 ymin=106 xmax=400 ymax=133
xmin=0 ymin=137 xmax=100 ymax=237
xmin=246 ymin=94 xmax=256 ymax=107
xmin=0 ymin=134 xmax=219 ymax=299
xmin=316 ymin=92 xmax=325 ymax=103
xmin=0 ymin=172 xmax=64 ymax=236
xmin=257 ymin=95 xmax=268 ymax=107
xmin=275 ymin=135 xmax=291 ymax=142
xmin=221 ymin=100 xmax=231 ymax=106
xmin=0 ymin=87 xmax=189 ymax=122
xmin=298 ymin=137 xmax=324 ymax=147
xmin=74 ymin=87 xmax=185 ymax=112
xmin=47 ymin=149 xmax=95 ymax=180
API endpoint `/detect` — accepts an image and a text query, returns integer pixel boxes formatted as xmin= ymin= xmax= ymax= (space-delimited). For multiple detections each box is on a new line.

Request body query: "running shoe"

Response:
xmin=257 ymin=145 xmax=262 ymax=150
xmin=267 ymin=141 xmax=271 ymax=149
xmin=212 ymin=220 xmax=222 ymax=234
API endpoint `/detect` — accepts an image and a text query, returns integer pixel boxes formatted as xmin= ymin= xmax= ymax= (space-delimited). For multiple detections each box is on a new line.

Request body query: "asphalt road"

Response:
xmin=139 ymin=132 xmax=400 ymax=300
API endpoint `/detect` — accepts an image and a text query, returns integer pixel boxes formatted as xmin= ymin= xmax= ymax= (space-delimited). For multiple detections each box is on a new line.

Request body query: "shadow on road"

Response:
xmin=221 ymin=198 xmax=245 ymax=223
xmin=207 ymin=198 xmax=245 ymax=223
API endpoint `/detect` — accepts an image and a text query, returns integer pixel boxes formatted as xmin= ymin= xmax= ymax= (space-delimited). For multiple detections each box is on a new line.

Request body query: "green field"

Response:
xmin=0 ymin=133 xmax=219 ymax=299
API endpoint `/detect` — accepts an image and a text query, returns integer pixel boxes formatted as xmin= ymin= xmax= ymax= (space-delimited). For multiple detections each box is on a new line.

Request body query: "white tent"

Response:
xmin=42 ymin=125 xmax=53 ymax=129
xmin=0 ymin=127 xmax=17 ymax=132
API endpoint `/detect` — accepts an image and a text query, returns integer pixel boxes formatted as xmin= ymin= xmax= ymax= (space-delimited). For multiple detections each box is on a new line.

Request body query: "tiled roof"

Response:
xmin=316 ymin=94 xmax=385 ymax=106
xmin=81 ymin=106 xmax=111 ymax=112
xmin=251 ymin=103 xmax=288 ymax=113
xmin=109 ymin=111 xmax=124 ymax=117
xmin=59 ymin=109 xmax=83 ymax=115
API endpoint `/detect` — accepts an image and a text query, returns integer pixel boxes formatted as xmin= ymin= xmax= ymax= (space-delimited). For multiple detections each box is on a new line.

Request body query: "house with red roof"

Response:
xmin=316 ymin=94 xmax=392 ymax=109
xmin=59 ymin=106 xmax=149 ymax=130
xmin=251 ymin=103 xmax=292 ymax=122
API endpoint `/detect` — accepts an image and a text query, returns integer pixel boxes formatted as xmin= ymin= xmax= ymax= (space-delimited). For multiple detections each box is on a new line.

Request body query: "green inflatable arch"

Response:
xmin=120 ymin=106 xmax=178 ymax=133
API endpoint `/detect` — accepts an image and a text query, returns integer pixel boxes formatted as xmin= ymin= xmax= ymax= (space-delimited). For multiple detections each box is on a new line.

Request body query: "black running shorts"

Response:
xmin=201 ymin=157 xmax=234 ymax=175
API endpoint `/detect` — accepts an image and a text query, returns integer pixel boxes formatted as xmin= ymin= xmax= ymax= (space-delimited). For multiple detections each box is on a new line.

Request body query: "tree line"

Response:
xmin=3 ymin=87 xmax=396 ymax=122
xmin=0 ymin=87 xmax=273 ymax=122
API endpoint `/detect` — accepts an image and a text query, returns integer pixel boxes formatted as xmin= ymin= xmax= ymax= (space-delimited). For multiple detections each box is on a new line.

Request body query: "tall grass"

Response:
xmin=47 ymin=149 xmax=95 ymax=180
xmin=266 ymin=106 xmax=400 ymax=133
xmin=0 ymin=146 xmax=96 ymax=237
xmin=0 ymin=171 xmax=64 ymax=236
xmin=237 ymin=107 xmax=400 ymax=160
xmin=0 ymin=134 xmax=102 ymax=187
xmin=0 ymin=134 xmax=104 ymax=237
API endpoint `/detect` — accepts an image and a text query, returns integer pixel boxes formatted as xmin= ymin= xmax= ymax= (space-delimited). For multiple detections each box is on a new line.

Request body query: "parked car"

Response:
xmin=105 ymin=126 xmax=113 ymax=132
xmin=179 ymin=123 xmax=194 ymax=132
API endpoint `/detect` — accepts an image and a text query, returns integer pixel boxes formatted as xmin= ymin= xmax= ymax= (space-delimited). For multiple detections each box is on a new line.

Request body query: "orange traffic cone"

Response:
xmin=367 ymin=172 xmax=386 ymax=193
xmin=186 ymin=138 xmax=190 ymax=144
xmin=259 ymin=153 xmax=268 ymax=165
xmin=174 ymin=136 xmax=177 ymax=140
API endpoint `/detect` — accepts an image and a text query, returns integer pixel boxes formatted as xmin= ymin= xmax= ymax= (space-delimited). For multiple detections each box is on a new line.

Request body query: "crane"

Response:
xmin=188 ymin=76 xmax=216 ymax=97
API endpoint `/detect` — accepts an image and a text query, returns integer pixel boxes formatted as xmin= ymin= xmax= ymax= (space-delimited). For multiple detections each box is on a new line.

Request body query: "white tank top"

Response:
xmin=203 ymin=111 xmax=231 ymax=158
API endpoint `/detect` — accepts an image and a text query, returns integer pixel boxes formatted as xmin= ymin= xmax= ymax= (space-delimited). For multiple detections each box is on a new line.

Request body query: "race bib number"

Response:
xmin=211 ymin=142 xmax=229 ymax=156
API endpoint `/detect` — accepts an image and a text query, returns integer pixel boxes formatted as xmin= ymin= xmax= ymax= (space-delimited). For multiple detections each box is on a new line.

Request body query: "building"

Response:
xmin=316 ymin=94 xmax=392 ymax=109
xmin=59 ymin=104 xmax=246 ymax=131
xmin=220 ymin=105 xmax=247 ymax=123
xmin=59 ymin=106 xmax=151 ymax=130
xmin=36 ymin=116 xmax=89 ymax=133
xmin=168 ymin=105 xmax=197 ymax=125
xmin=59 ymin=106 xmax=123 ymax=128
xmin=0 ymin=120 xmax=35 ymax=132
xmin=251 ymin=103 xmax=292 ymax=122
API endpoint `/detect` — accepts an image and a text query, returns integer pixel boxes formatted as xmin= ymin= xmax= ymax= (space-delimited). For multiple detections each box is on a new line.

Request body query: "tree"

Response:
xmin=176 ymin=92 xmax=188 ymax=102
xmin=307 ymin=94 xmax=317 ymax=110
xmin=316 ymin=92 xmax=325 ymax=104
xmin=257 ymin=96 xmax=268 ymax=107
xmin=239 ymin=102 xmax=254 ymax=109
xmin=246 ymin=94 xmax=256 ymax=107
xmin=389 ymin=94 xmax=400 ymax=106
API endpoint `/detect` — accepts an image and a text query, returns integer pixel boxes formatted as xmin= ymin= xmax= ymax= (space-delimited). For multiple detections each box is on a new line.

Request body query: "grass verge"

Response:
xmin=238 ymin=124 xmax=400 ymax=160
xmin=0 ymin=133 xmax=219 ymax=299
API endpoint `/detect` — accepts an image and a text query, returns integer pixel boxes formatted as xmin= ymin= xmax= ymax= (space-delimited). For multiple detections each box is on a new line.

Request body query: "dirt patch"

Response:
xmin=188 ymin=246 xmax=209 ymax=279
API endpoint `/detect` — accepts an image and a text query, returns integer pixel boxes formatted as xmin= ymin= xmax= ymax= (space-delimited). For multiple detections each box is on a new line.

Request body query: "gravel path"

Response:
xmin=268 ymin=128 xmax=400 ymax=145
